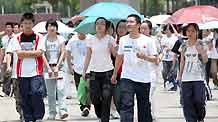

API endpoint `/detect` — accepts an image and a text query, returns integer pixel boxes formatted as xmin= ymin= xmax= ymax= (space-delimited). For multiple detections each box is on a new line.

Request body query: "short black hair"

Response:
xmin=163 ymin=24 xmax=174 ymax=33
xmin=95 ymin=17 xmax=107 ymax=25
xmin=13 ymin=22 xmax=20 ymax=27
xmin=95 ymin=17 xmax=108 ymax=31
xmin=128 ymin=14 xmax=141 ymax=24
xmin=20 ymin=13 xmax=35 ymax=23
xmin=45 ymin=19 xmax=58 ymax=31
xmin=116 ymin=19 xmax=127 ymax=34
xmin=5 ymin=22 xmax=13 ymax=28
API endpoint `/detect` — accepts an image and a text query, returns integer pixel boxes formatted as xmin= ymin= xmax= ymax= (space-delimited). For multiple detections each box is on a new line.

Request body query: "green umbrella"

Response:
xmin=74 ymin=16 xmax=118 ymax=34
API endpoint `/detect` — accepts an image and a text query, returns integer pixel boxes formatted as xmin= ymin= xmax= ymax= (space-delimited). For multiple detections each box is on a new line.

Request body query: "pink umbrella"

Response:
xmin=165 ymin=5 xmax=218 ymax=24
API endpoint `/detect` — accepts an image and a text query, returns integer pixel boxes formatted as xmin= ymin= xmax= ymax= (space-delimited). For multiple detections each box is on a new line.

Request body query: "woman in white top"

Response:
xmin=161 ymin=24 xmax=178 ymax=90
xmin=140 ymin=20 xmax=160 ymax=120
xmin=208 ymin=29 xmax=218 ymax=89
xmin=178 ymin=23 xmax=208 ymax=122
xmin=42 ymin=20 xmax=68 ymax=120
xmin=83 ymin=17 xmax=117 ymax=122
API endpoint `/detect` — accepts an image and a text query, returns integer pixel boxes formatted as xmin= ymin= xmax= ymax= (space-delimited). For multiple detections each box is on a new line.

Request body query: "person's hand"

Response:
xmin=111 ymin=74 xmax=117 ymax=85
xmin=82 ymin=72 xmax=86 ymax=80
xmin=6 ymin=66 xmax=12 ymax=73
xmin=176 ymin=75 xmax=182 ymax=81
xmin=48 ymin=67 xmax=53 ymax=78
xmin=196 ymin=43 xmax=205 ymax=54
xmin=53 ymin=66 xmax=59 ymax=77
xmin=69 ymin=67 xmax=74 ymax=75
xmin=136 ymin=52 xmax=145 ymax=60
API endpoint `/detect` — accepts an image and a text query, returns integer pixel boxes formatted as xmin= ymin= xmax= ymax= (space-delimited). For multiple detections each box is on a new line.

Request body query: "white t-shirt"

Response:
xmin=161 ymin=35 xmax=177 ymax=61
xmin=202 ymin=34 xmax=214 ymax=58
xmin=150 ymin=37 xmax=160 ymax=86
xmin=10 ymin=32 xmax=45 ymax=77
xmin=209 ymin=36 xmax=218 ymax=59
xmin=6 ymin=37 xmax=18 ymax=79
xmin=66 ymin=34 xmax=92 ymax=74
xmin=181 ymin=41 xmax=205 ymax=82
xmin=2 ymin=34 xmax=14 ymax=63
xmin=43 ymin=35 xmax=66 ymax=64
xmin=87 ymin=34 xmax=115 ymax=72
xmin=118 ymin=34 xmax=158 ymax=83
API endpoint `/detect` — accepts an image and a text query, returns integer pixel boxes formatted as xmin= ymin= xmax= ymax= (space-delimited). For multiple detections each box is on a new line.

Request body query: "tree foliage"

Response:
xmin=0 ymin=0 xmax=80 ymax=16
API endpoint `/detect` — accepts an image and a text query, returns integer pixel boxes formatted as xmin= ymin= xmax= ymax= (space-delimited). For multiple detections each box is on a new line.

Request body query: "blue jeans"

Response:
xmin=162 ymin=61 xmax=177 ymax=90
xmin=18 ymin=75 xmax=45 ymax=121
xmin=182 ymin=81 xmax=206 ymax=122
xmin=45 ymin=72 xmax=67 ymax=117
xmin=120 ymin=78 xmax=152 ymax=122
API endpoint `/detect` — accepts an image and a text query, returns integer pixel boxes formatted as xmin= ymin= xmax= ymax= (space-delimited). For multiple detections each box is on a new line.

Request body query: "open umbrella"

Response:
xmin=165 ymin=5 xmax=218 ymax=24
xmin=80 ymin=2 xmax=142 ymax=20
xmin=198 ymin=21 xmax=218 ymax=29
xmin=150 ymin=15 xmax=171 ymax=24
xmin=33 ymin=21 xmax=75 ymax=34
xmin=74 ymin=16 xmax=119 ymax=34
xmin=74 ymin=17 xmax=98 ymax=34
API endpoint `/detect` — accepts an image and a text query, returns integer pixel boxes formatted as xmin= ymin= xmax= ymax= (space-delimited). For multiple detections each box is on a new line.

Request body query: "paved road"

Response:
xmin=0 ymin=81 xmax=218 ymax=122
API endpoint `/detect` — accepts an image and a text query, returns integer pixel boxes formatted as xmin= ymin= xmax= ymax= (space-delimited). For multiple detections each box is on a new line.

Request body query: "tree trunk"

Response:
xmin=166 ymin=0 xmax=170 ymax=13
xmin=143 ymin=0 xmax=147 ymax=16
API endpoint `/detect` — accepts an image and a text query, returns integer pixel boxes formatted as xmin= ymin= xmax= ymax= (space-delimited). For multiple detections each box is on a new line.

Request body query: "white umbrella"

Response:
xmin=143 ymin=18 xmax=157 ymax=27
xmin=150 ymin=15 xmax=171 ymax=24
xmin=198 ymin=21 xmax=218 ymax=29
xmin=33 ymin=21 xmax=75 ymax=34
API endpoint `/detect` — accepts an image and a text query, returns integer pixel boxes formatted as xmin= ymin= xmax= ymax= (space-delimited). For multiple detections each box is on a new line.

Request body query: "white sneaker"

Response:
xmin=47 ymin=113 xmax=56 ymax=120
xmin=110 ymin=111 xmax=120 ymax=119
xmin=35 ymin=120 xmax=43 ymax=122
xmin=98 ymin=118 xmax=101 ymax=122
xmin=47 ymin=116 xmax=55 ymax=120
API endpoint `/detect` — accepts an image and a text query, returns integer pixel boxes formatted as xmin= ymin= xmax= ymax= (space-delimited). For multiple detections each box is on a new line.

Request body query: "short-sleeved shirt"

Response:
xmin=161 ymin=35 xmax=177 ymax=61
xmin=1 ymin=34 xmax=14 ymax=63
xmin=43 ymin=35 xmax=66 ymax=64
xmin=209 ymin=36 xmax=218 ymax=59
xmin=118 ymin=34 xmax=158 ymax=83
xmin=10 ymin=32 xmax=45 ymax=77
xmin=66 ymin=34 xmax=92 ymax=74
xmin=87 ymin=34 xmax=115 ymax=72
xmin=181 ymin=40 xmax=205 ymax=82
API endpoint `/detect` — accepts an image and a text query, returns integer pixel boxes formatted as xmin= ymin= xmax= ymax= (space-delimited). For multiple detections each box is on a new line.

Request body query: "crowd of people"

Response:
xmin=0 ymin=12 xmax=217 ymax=122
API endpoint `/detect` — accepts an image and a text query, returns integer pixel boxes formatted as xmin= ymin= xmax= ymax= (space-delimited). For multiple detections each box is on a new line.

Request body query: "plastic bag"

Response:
xmin=77 ymin=77 xmax=87 ymax=105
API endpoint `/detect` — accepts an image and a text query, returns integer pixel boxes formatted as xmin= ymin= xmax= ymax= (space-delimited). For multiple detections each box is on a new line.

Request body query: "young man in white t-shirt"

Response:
xmin=66 ymin=32 xmax=92 ymax=117
xmin=1 ymin=22 xmax=14 ymax=96
xmin=5 ymin=23 xmax=23 ymax=120
xmin=111 ymin=14 xmax=158 ymax=122
xmin=10 ymin=13 xmax=45 ymax=122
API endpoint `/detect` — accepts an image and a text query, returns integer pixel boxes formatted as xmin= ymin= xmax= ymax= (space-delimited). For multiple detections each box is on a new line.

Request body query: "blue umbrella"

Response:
xmin=74 ymin=16 xmax=118 ymax=34
xmin=80 ymin=2 xmax=142 ymax=20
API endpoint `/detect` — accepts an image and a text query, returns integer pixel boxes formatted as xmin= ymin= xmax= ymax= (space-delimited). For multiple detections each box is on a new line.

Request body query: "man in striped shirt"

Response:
xmin=9 ymin=13 xmax=45 ymax=122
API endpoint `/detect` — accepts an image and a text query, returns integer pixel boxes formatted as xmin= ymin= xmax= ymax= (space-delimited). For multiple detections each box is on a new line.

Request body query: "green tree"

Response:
xmin=15 ymin=0 xmax=40 ymax=13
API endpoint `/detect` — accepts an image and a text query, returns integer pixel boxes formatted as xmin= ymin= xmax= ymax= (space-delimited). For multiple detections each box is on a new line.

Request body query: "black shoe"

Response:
xmin=81 ymin=107 xmax=89 ymax=117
